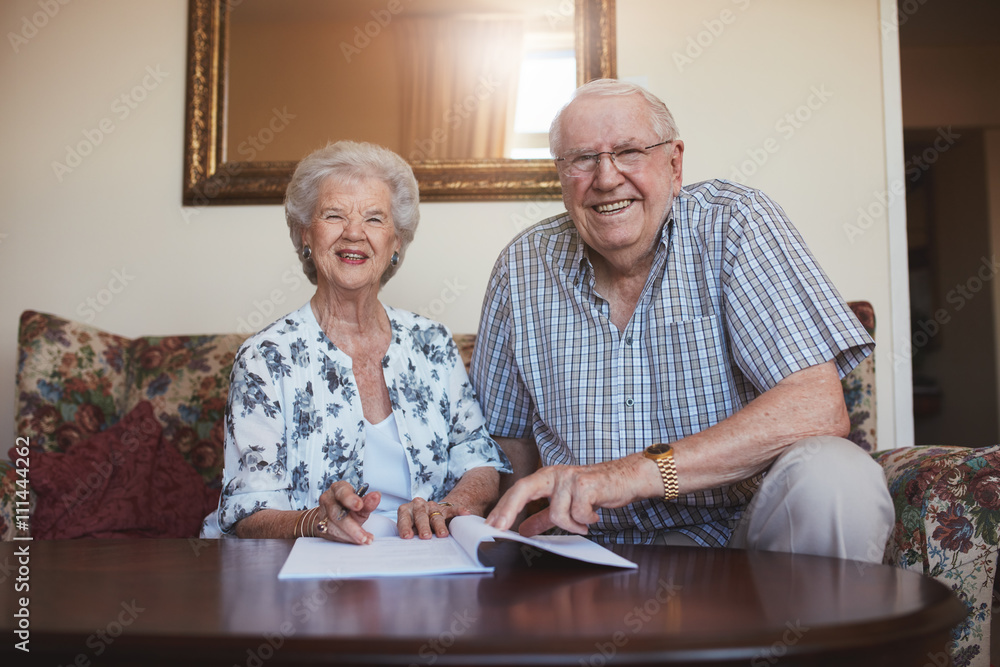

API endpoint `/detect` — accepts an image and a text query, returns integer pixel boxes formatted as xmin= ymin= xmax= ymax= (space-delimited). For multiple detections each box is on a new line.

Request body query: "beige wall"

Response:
xmin=1 ymin=1 xmax=903 ymax=449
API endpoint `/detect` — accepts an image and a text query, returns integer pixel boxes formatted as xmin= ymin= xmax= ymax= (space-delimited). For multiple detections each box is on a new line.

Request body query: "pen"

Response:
xmin=336 ymin=482 xmax=369 ymax=521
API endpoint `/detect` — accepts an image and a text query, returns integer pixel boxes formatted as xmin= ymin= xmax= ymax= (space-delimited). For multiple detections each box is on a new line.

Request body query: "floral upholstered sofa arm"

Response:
xmin=837 ymin=301 xmax=999 ymax=666
xmin=875 ymin=445 xmax=1000 ymax=667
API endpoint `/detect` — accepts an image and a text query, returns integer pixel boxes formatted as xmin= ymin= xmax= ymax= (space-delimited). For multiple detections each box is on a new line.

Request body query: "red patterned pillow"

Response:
xmin=14 ymin=401 xmax=218 ymax=539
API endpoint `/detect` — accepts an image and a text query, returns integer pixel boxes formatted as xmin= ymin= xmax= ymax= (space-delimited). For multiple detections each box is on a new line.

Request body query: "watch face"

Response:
xmin=646 ymin=442 xmax=672 ymax=456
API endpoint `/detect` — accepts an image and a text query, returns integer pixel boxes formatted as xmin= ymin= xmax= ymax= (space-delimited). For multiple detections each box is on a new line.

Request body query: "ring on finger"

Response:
xmin=429 ymin=511 xmax=443 ymax=518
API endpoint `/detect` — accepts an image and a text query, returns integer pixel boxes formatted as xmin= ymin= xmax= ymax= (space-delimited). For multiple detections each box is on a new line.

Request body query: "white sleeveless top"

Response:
xmin=363 ymin=413 xmax=411 ymax=518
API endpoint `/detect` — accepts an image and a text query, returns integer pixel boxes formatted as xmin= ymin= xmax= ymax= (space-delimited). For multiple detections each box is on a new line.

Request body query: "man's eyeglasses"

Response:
xmin=556 ymin=140 xmax=673 ymax=177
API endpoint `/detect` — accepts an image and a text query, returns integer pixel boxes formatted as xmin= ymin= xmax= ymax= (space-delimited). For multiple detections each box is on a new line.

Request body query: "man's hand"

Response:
xmin=486 ymin=454 xmax=661 ymax=536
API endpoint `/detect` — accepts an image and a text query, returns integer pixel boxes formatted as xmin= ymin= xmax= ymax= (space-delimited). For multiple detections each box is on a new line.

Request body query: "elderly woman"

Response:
xmin=203 ymin=141 xmax=510 ymax=544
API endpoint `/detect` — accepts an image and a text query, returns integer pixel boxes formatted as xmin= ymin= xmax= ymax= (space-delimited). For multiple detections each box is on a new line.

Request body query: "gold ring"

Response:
xmin=429 ymin=511 xmax=443 ymax=518
xmin=316 ymin=519 xmax=328 ymax=533
xmin=438 ymin=502 xmax=453 ymax=507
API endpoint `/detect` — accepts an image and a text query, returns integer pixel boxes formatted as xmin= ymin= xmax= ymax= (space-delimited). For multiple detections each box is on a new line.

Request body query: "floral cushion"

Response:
xmin=14 ymin=311 xmax=248 ymax=487
xmin=876 ymin=445 xmax=1000 ymax=667
xmin=125 ymin=333 xmax=247 ymax=483
xmin=15 ymin=310 xmax=132 ymax=452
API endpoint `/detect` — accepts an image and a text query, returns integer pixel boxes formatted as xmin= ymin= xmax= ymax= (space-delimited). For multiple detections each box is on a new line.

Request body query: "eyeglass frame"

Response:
xmin=554 ymin=140 xmax=674 ymax=177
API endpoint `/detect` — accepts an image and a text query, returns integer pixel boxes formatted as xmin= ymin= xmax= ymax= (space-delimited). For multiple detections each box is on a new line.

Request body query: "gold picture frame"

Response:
xmin=182 ymin=0 xmax=616 ymax=206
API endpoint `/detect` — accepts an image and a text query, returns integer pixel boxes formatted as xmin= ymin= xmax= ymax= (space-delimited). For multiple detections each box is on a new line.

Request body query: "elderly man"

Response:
xmin=471 ymin=79 xmax=893 ymax=562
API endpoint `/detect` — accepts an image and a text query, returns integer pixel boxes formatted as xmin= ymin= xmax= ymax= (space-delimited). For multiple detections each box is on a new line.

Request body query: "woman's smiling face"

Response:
xmin=304 ymin=175 xmax=400 ymax=296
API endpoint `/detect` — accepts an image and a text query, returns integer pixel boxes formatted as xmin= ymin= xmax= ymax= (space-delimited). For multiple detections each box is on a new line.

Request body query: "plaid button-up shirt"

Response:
xmin=471 ymin=179 xmax=873 ymax=546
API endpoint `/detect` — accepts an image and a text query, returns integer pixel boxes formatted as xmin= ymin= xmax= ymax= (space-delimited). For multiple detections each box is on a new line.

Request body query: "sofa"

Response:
xmin=3 ymin=305 xmax=999 ymax=666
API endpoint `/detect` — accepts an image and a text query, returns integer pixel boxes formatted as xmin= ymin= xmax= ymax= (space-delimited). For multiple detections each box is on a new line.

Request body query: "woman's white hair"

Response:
xmin=548 ymin=79 xmax=680 ymax=157
xmin=285 ymin=141 xmax=420 ymax=287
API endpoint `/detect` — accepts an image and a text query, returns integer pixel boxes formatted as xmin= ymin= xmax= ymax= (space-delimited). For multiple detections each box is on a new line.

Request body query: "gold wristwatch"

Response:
xmin=643 ymin=443 xmax=679 ymax=501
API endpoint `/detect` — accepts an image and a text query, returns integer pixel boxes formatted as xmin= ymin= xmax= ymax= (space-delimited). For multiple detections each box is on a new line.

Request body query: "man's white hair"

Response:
xmin=549 ymin=79 xmax=680 ymax=157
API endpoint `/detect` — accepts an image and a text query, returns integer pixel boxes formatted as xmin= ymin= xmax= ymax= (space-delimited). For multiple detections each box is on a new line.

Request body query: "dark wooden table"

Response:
xmin=1 ymin=537 xmax=965 ymax=666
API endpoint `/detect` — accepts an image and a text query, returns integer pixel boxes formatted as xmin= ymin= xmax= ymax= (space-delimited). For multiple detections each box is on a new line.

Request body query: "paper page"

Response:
xmin=449 ymin=516 xmax=637 ymax=570
xmin=277 ymin=520 xmax=492 ymax=580
xmin=364 ymin=512 xmax=402 ymax=538
xmin=277 ymin=515 xmax=635 ymax=580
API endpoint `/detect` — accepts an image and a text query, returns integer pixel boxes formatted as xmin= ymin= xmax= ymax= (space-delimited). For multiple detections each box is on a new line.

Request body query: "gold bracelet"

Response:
xmin=293 ymin=509 xmax=306 ymax=538
xmin=306 ymin=507 xmax=320 ymax=538
xmin=302 ymin=508 xmax=313 ymax=538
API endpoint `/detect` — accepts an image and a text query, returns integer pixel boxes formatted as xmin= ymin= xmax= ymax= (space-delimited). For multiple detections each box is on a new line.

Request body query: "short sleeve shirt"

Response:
xmin=215 ymin=302 xmax=511 ymax=534
xmin=470 ymin=179 xmax=873 ymax=546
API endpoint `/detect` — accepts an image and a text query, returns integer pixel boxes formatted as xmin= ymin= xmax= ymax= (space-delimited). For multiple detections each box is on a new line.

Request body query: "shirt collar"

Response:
xmin=567 ymin=210 xmax=675 ymax=287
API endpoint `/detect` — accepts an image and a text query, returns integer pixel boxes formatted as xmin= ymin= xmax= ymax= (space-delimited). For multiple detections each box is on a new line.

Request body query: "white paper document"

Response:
xmin=277 ymin=515 xmax=637 ymax=579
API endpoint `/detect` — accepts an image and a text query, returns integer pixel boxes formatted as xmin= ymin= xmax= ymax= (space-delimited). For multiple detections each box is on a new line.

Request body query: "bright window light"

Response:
xmin=513 ymin=51 xmax=576 ymax=134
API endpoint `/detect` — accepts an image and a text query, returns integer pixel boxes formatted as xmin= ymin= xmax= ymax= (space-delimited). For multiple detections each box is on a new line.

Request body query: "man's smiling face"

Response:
xmin=556 ymin=93 xmax=684 ymax=266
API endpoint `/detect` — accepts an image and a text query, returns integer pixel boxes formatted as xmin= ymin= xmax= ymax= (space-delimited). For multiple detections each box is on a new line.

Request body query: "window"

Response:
xmin=510 ymin=49 xmax=576 ymax=159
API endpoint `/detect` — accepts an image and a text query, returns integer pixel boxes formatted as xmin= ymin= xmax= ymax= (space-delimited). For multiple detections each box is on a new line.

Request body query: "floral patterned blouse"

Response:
xmin=212 ymin=302 xmax=511 ymax=535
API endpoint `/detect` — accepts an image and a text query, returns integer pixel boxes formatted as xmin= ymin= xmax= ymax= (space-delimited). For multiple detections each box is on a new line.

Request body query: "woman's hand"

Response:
xmin=396 ymin=497 xmax=470 ymax=539
xmin=396 ymin=466 xmax=500 ymax=538
xmin=315 ymin=480 xmax=382 ymax=545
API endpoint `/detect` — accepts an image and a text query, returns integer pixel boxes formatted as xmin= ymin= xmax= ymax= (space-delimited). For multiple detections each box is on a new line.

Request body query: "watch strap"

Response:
xmin=655 ymin=452 xmax=680 ymax=502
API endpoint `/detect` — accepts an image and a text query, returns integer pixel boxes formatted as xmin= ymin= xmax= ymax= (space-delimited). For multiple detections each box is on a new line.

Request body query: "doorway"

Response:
xmin=898 ymin=0 xmax=1000 ymax=447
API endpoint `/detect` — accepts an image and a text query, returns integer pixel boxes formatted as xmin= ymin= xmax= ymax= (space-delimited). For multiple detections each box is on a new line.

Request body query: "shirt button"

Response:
xmin=625 ymin=398 xmax=634 ymax=407
xmin=625 ymin=336 xmax=633 ymax=345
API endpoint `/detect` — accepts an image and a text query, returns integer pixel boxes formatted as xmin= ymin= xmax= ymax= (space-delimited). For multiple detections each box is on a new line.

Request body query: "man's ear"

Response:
xmin=670 ymin=139 xmax=685 ymax=189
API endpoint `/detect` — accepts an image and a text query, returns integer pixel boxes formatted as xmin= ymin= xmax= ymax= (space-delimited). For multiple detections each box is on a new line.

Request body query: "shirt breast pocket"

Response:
xmin=651 ymin=315 xmax=733 ymax=436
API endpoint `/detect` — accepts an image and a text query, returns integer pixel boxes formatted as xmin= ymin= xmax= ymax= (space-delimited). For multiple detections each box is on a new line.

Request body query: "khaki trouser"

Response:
xmin=657 ymin=437 xmax=895 ymax=564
